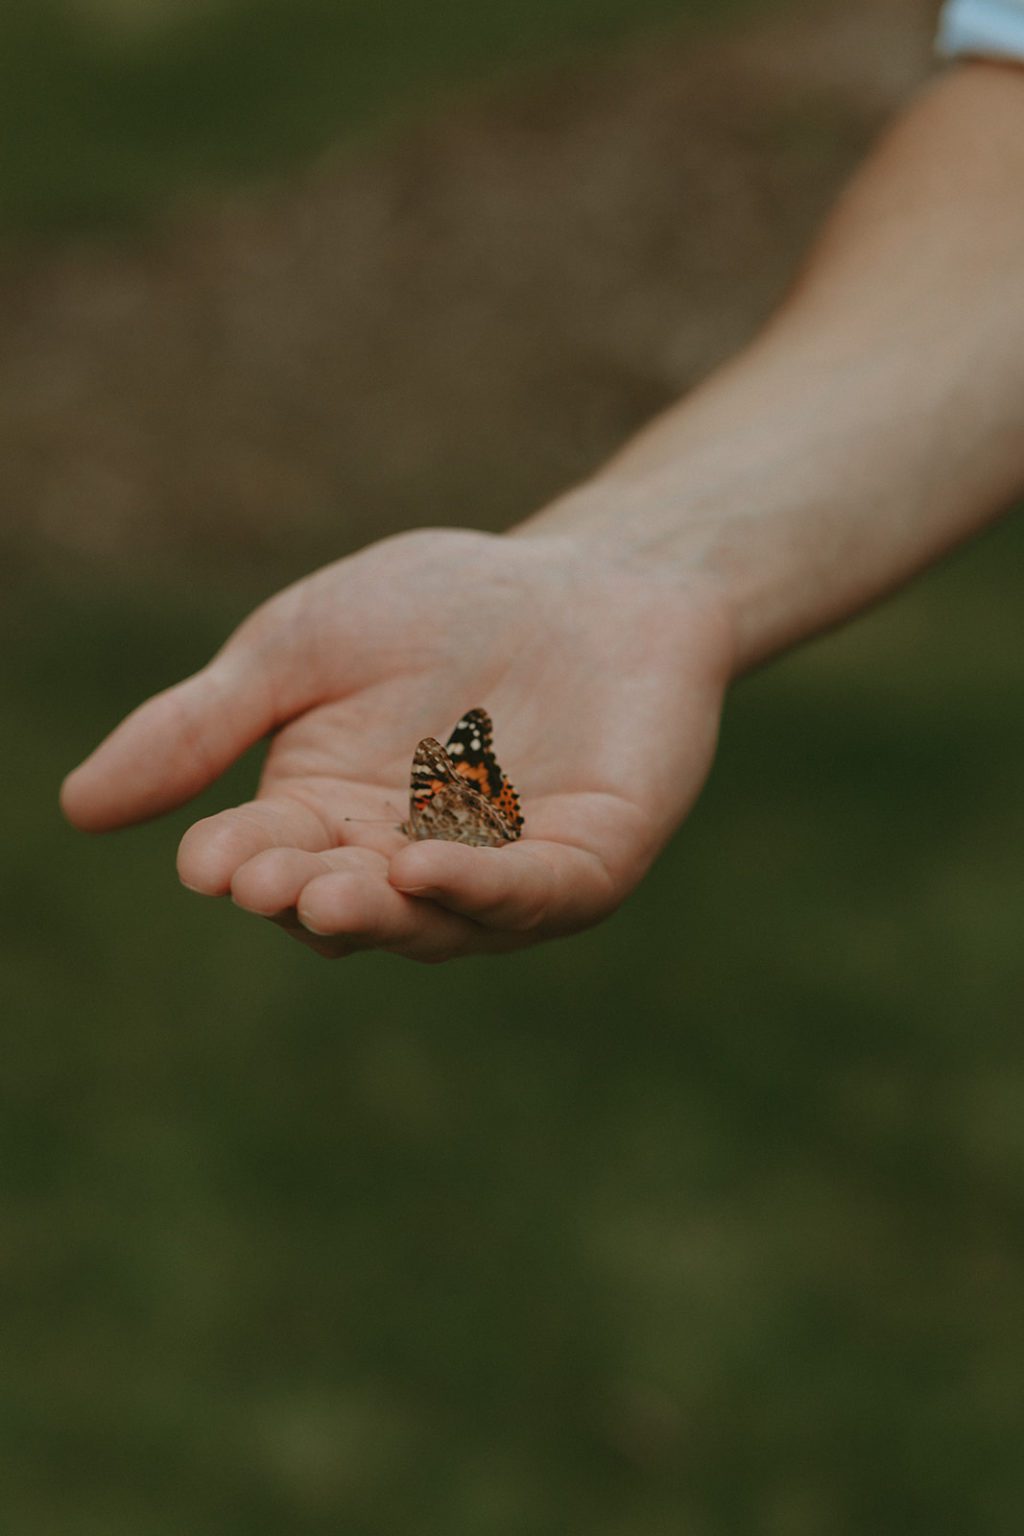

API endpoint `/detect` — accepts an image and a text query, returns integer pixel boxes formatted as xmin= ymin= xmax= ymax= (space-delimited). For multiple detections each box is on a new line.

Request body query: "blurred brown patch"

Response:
xmin=0 ymin=0 xmax=933 ymax=580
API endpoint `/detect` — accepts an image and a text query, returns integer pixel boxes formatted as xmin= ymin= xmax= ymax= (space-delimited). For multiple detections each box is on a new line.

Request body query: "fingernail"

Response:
xmin=294 ymin=905 xmax=330 ymax=934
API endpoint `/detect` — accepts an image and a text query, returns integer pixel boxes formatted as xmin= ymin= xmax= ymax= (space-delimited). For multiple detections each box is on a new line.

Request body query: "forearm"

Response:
xmin=517 ymin=62 xmax=1024 ymax=672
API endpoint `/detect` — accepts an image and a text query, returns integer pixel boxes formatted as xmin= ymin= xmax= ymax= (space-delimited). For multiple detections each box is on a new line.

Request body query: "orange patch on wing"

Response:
xmin=455 ymin=762 xmax=492 ymax=795
xmin=495 ymin=782 xmax=522 ymax=827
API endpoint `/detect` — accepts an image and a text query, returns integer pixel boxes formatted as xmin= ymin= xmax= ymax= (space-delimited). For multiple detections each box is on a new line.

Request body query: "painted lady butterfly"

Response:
xmin=401 ymin=708 xmax=524 ymax=847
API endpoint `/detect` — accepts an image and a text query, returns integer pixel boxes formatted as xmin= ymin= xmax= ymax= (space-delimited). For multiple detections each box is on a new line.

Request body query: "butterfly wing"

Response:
xmin=404 ymin=736 xmax=460 ymax=826
xmin=401 ymin=710 xmax=524 ymax=845
xmin=444 ymin=708 xmax=523 ymax=841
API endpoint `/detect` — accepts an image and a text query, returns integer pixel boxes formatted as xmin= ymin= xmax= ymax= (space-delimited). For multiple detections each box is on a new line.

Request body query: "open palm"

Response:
xmin=62 ymin=529 xmax=732 ymax=959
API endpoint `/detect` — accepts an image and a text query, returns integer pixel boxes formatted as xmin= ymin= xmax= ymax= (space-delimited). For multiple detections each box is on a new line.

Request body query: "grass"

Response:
xmin=5 ymin=507 xmax=1024 ymax=1534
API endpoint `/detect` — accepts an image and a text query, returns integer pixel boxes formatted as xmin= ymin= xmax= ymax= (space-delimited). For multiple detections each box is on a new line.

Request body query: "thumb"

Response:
xmin=60 ymin=644 xmax=282 ymax=833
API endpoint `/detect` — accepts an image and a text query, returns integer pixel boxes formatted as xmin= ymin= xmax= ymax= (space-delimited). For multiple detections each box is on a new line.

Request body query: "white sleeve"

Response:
xmin=938 ymin=0 xmax=1024 ymax=60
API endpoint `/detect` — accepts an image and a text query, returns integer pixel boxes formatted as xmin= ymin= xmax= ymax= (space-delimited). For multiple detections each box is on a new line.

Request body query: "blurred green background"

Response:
xmin=0 ymin=0 xmax=766 ymax=238
xmin=4 ymin=1 xmax=1024 ymax=1532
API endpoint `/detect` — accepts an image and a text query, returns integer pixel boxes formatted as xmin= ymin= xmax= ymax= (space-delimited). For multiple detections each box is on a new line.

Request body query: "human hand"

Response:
xmin=61 ymin=528 xmax=733 ymax=960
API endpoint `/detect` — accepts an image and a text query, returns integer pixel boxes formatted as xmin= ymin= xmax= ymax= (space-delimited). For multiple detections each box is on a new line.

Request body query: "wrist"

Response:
xmin=507 ymin=478 xmax=743 ymax=684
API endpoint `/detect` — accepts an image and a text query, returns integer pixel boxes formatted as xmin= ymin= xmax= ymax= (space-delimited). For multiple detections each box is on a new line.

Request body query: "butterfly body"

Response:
xmin=400 ymin=709 xmax=523 ymax=847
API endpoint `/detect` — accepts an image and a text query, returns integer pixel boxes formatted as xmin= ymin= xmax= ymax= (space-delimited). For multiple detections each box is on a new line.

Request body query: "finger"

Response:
xmin=388 ymin=838 xmax=618 ymax=935
xmin=231 ymin=846 xmax=345 ymax=916
xmin=232 ymin=845 xmax=485 ymax=962
xmin=230 ymin=844 xmax=483 ymax=961
xmin=60 ymin=649 xmax=281 ymax=832
xmin=269 ymin=908 xmax=344 ymax=961
xmin=295 ymin=864 xmax=485 ymax=963
xmin=232 ymin=845 xmax=410 ymax=958
xmin=178 ymin=797 xmax=333 ymax=896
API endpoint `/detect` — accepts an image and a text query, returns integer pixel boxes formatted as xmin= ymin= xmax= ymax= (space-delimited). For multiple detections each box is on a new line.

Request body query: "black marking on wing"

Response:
xmin=444 ymin=707 xmax=506 ymax=800
xmin=409 ymin=738 xmax=463 ymax=805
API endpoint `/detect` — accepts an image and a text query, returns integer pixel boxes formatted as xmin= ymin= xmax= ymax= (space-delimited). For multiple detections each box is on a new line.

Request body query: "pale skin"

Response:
xmin=61 ymin=62 xmax=1024 ymax=961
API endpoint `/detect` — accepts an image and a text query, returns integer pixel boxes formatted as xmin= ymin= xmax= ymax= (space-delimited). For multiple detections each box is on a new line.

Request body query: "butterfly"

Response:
xmin=400 ymin=708 xmax=524 ymax=847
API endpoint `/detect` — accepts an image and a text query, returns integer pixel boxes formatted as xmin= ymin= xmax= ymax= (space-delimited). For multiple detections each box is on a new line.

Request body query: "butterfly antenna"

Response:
xmin=344 ymin=798 xmax=402 ymax=825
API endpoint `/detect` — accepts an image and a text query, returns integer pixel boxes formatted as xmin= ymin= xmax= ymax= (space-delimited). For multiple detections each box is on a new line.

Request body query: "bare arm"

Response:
xmin=521 ymin=62 xmax=1024 ymax=670
xmin=61 ymin=62 xmax=1024 ymax=961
